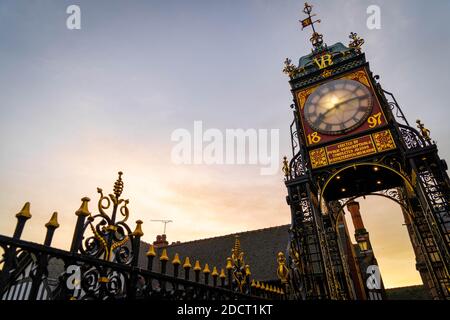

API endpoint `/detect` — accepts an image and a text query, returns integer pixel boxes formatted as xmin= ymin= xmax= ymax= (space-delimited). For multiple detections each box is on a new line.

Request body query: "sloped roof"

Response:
xmin=138 ymin=225 xmax=290 ymax=281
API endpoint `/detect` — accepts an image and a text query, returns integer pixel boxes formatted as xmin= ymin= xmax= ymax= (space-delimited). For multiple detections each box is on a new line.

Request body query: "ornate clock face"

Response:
xmin=304 ymin=79 xmax=373 ymax=135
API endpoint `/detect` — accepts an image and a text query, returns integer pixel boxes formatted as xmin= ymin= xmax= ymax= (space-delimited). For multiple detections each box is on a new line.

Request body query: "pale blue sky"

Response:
xmin=0 ymin=0 xmax=449 ymax=287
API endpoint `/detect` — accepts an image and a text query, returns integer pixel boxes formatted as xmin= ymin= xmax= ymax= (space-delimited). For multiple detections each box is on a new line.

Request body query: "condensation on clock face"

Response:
xmin=304 ymin=79 xmax=373 ymax=135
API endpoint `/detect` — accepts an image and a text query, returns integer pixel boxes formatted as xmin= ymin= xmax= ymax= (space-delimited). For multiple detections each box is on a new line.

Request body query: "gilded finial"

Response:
xmin=301 ymin=2 xmax=324 ymax=50
xmin=219 ymin=268 xmax=226 ymax=279
xmin=75 ymin=197 xmax=91 ymax=217
xmin=277 ymin=252 xmax=290 ymax=284
xmin=203 ymin=263 xmax=211 ymax=274
xmin=260 ymin=282 xmax=265 ymax=290
xmin=16 ymin=202 xmax=31 ymax=220
xmin=251 ymin=279 xmax=256 ymax=287
xmin=245 ymin=265 xmax=251 ymax=276
xmin=226 ymin=257 xmax=233 ymax=270
xmin=231 ymin=235 xmax=244 ymax=264
xmin=349 ymin=32 xmax=365 ymax=54
xmin=172 ymin=253 xmax=181 ymax=265
xmin=194 ymin=260 xmax=202 ymax=271
xmin=132 ymin=220 xmax=144 ymax=237
xmin=416 ymin=119 xmax=432 ymax=142
xmin=283 ymin=58 xmax=300 ymax=78
xmin=183 ymin=257 xmax=192 ymax=269
xmin=113 ymin=171 xmax=124 ymax=198
xmin=146 ymin=244 xmax=156 ymax=257
xmin=45 ymin=212 xmax=60 ymax=229
xmin=159 ymin=248 xmax=169 ymax=261
xmin=212 ymin=266 xmax=219 ymax=277
xmin=256 ymin=281 xmax=261 ymax=289
xmin=282 ymin=156 xmax=290 ymax=177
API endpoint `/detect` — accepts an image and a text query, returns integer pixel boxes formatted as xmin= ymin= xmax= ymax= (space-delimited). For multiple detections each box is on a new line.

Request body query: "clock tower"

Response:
xmin=282 ymin=3 xmax=450 ymax=300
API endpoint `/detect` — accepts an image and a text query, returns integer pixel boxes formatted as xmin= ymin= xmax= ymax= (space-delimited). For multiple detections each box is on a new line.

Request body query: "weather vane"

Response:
xmin=300 ymin=2 xmax=325 ymax=50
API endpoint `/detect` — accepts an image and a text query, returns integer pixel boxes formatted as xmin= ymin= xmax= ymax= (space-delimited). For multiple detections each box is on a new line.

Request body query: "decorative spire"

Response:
xmin=113 ymin=171 xmax=124 ymax=198
xmin=300 ymin=2 xmax=325 ymax=50
xmin=231 ymin=235 xmax=242 ymax=261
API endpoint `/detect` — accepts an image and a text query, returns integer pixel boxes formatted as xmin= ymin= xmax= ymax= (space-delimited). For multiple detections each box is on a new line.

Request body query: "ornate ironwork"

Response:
xmin=0 ymin=173 xmax=286 ymax=301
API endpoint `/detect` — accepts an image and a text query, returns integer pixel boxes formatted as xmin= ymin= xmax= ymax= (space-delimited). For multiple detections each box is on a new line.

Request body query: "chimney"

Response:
xmin=346 ymin=201 xmax=365 ymax=232
xmin=153 ymin=234 xmax=169 ymax=248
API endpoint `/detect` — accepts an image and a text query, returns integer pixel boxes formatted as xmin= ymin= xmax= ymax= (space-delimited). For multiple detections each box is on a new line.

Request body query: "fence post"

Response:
xmin=70 ymin=197 xmax=91 ymax=254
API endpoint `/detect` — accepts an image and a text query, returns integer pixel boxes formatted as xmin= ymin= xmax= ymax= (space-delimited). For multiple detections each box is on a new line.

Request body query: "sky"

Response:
xmin=0 ymin=0 xmax=449 ymax=289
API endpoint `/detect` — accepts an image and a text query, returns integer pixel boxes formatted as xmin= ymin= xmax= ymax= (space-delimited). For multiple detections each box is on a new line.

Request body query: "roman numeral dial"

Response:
xmin=304 ymin=79 xmax=373 ymax=135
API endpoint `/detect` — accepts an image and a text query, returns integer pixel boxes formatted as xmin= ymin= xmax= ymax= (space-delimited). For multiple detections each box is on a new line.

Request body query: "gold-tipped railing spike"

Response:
xmin=172 ymin=253 xmax=181 ymax=266
xmin=171 ymin=253 xmax=181 ymax=279
xmin=70 ymin=197 xmax=92 ymax=253
xmin=193 ymin=260 xmax=202 ymax=271
xmin=146 ymin=245 xmax=156 ymax=271
xmin=183 ymin=257 xmax=192 ymax=280
xmin=251 ymin=279 xmax=256 ymax=288
xmin=146 ymin=245 xmax=156 ymax=257
xmin=75 ymin=197 xmax=91 ymax=217
xmin=255 ymin=281 xmax=261 ymax=289
xmin=245 ymin=265 xmax=251 ymax=276
xmin=212 ymin=266 xmax=219 ymax=287
xmin=16 ymin=202 xmax=31 ymax=220
xmin=132 ymin=220 xmax=144 ymax=237
xmin=194 ymin=260 xmax=201 ymax=283
xmin=225 ymin=257 xmax=233 ymax=270
xmin=203 ymin=263 xmax=211 ymax=285
xmin=219 ymin=268 xmax=226 ymax=287
xmin=45 ymin=212 xmax=59 ymax=229
xmin=159 ymin=248 xmax=169 ymax=261
xmin=43 ymin=211 xmax=59 ymax=246
xmin=183 ymin=257 xmax=192 ymax=269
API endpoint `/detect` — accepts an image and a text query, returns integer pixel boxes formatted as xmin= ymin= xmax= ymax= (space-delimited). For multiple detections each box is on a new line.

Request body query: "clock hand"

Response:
xmin=317 ymin=94 xmax=369 ymax=119
xmin=333 ymin=94 xmax=369 ymax=108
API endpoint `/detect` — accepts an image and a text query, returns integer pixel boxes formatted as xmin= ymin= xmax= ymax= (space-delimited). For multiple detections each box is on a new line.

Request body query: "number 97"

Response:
xmin=368 ymin=112 xmax=382 ymax=128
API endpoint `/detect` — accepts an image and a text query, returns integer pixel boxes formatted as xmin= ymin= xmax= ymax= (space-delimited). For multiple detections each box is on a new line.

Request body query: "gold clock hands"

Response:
xmin=333 ymin=94 xmax=369 ymax=108
xmin=314 ymin=93 xmax=369 ymax=127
